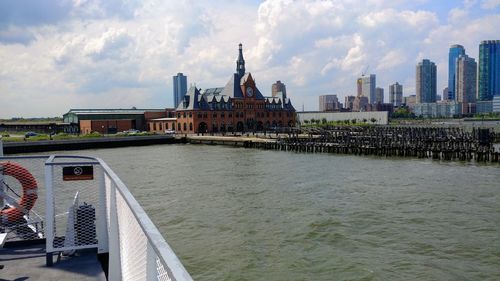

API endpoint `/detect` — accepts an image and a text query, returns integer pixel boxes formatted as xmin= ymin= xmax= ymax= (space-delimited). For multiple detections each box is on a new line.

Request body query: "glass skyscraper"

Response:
xmin=448 ymin=44 xmax=465 ymax=101
xmin=173 ymin=73 xmax=187 ymax=108
xmin=416 ymin=59 xmax=437 ymax=103
xmin=478 ymin=40 xmax=500 ymax=101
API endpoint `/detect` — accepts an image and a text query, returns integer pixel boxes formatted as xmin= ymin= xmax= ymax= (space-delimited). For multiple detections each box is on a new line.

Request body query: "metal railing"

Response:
xmin=1 ymin=154 xmax=193 ymax=281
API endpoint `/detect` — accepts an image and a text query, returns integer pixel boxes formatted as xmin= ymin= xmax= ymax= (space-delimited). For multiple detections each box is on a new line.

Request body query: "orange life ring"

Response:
xmin=1 ymin=161 xmax=38 ymax=223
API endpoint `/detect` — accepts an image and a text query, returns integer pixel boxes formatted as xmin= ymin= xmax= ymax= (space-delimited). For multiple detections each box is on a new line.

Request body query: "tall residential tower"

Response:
xmin=389 ymin=82 xmax=403 ymax=107
xmin=272 ymin=80 xmax=287 ymax=99
xmin=448 ymin=44 xmax=465 ymax=100
xmin=416 ymin=59 xmax=437 ymax=103
xmin=478 ymin=40 xmax=500 ymax=101
xmin=455 ymin=55 xmax=477 ymax=114
xmin=173 ymin=73 xmax=187 ymax=108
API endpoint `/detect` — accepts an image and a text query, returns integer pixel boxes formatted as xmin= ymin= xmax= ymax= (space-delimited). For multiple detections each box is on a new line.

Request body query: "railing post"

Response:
xmin=44 ymin=159 xmax=55 ymax=266
xmin=97 ymin=167 xmax=109 ymax=254
xmin=108 ymin=181 xmax=122 ymax=281
xmin=0 ymin=137 xmax=3 ymax=156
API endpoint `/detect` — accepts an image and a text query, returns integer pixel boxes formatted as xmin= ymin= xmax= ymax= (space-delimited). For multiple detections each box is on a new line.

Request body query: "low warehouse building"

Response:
xmin=297 ymin=111 xmax=389 ymax=125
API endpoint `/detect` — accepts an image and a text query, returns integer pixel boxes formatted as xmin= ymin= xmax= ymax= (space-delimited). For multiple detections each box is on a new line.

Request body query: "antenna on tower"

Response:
xmin=302 ymin=102 xmax=304 ymax=112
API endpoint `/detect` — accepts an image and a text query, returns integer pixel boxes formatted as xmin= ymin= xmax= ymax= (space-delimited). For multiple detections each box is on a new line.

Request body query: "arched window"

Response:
xmin=178 ymin=123 xmax=181 ymax=131
xmin=189 ymin=123 xmax=193 ymax=130
xmin=183 ymin=123 xmax=187 ymax=130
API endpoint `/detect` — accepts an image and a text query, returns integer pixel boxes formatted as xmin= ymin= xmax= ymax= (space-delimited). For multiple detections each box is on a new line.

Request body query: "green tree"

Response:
xmin=351 ymin=119 xmax=357 ymax=124
xmin=370 ymin=118 xmax=377 ymax=124
xmin=321 ymin=118 xmax=327 ymax=124
xmin=304 ymin=119 xmax=310 ymax=124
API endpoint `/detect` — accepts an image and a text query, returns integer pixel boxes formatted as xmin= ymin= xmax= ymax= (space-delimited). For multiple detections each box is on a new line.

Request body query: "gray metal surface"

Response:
xmin=0 ymin=243 xmax=106 ymax=281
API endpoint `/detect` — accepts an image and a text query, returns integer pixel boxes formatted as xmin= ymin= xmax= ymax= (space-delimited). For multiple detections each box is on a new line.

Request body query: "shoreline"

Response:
xmin=2 ymin=135 xmax=185 ymax=154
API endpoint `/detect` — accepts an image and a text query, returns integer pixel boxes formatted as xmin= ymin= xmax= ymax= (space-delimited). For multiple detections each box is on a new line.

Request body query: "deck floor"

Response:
xmin=0 ymin=243 xmax=106 ymax=281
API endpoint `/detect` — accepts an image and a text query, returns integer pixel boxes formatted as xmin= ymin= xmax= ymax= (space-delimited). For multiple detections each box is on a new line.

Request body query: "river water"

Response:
xmin=33 ymin=144 xmax=500 ymax=280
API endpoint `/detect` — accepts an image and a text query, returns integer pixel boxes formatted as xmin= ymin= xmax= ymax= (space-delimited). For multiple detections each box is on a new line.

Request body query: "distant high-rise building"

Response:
xmin=448 ymin=44 xmax=465 ymax=100
xmin=357 ymin=74 xmax=376 ymax=103
xmin=353 ymin=96 xmax=369 ymax=112
xmin=345 ymin=96 xmax=356 ymax=110
xmin=456 ymin=54 xmax=477 ymax=114
xmin=272 ymin=80 xmax=287 ymax=99
xmin=442 ymin=87 xmax=449 ymax=101
xmin=375 ymin=87 xmax=384 ymax=103
xmin=173 ymin=73 xmax=187 ymax=108
xmin=436 ymin=94 xmax=442 ymax=101
xmin=404 ymin=95 xmax=417 ymax=105
xmin=389 ymin=82 xmax=403 ymax=107
xmin=319 ymin=95 xmax=341 ymax=111
xmin=416 ymin=59 xmax=437 ymax=103
xmin=478 ymin=40 xmax=500 ymax=101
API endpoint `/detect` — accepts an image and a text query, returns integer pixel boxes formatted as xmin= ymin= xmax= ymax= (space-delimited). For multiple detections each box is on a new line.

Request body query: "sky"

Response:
xmin=0 ymin=0 xmax=499 ymax=118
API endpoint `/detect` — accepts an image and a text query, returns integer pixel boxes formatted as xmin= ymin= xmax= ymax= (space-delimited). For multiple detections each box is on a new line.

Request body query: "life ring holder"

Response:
xmin=0 ymin=161 xmax=38 ymax=224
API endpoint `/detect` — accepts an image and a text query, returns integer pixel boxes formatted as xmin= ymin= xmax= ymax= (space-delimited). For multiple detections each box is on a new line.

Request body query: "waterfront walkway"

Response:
xmin=1 ymin=243 xmax=106 ymax=281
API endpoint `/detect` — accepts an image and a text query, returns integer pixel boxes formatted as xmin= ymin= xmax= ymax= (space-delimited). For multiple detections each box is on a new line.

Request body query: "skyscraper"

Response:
xmin=455 ymin=54 xmax=477 ymax=113
xmin=448 ymin=44 xmax=465 ymax=100
xmin=416 ymin=59 xmax=437 ymax=103
xmin=478 ymin=40 xmax=500 ymax=101
xmin=375 ymin=87 xmax=384 ymax=103
xmin=272 ymin=80 xmax=287 ymax=99
xmin=319 ymin=95 xmax=341 ymax=111
xmin=389 ymin=82 xmax=403 ymax=107
xmin=357 ymin=74 xmax=376 ymax=103
xmin=173 ymin=73 xmax=187 ymax=108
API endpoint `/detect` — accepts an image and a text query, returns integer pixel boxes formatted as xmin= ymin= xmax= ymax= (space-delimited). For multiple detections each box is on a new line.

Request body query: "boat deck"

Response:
xmin=1 ymin=242 xmax=106 ymax=281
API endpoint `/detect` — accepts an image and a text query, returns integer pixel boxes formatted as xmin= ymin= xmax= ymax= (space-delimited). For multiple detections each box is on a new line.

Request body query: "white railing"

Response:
xmin=1 ymin=154 xmax=193 ymax=281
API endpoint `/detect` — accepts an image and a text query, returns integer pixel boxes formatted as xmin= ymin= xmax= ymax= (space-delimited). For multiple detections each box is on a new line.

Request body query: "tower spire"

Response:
xmin=236 ymin=43 xmax=245 ymax=77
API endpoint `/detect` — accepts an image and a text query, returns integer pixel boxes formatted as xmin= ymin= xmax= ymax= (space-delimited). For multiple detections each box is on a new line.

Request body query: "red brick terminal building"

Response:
xmin=165 ymin=44 xmax=296 ymax=134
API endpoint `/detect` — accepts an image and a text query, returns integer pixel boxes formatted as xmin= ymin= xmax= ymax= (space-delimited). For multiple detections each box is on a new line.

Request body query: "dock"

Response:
xmin=187 ymin=127 xmax=499 ymax=163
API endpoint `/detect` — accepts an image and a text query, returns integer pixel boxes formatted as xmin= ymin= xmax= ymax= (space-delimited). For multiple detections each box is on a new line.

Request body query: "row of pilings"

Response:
xmin=246 ymin=126 xmax=499 ymax=163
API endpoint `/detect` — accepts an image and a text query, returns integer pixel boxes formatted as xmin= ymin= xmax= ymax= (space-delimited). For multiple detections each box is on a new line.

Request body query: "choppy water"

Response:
xmin=40 ymin=144 xmax=500 ymax=280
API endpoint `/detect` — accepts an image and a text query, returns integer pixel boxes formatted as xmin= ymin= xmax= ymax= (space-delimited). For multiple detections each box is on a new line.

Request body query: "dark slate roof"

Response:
xmin=177 ymin=86 xmax=210 ymax=110
xmin=220 ymin=73 xmax=243 ymax=98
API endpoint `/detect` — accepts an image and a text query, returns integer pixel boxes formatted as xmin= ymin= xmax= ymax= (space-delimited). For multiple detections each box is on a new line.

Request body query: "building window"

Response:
xmin=183 ymin=123 xmax=187 ymax=131
xmin=203 ymin=112 xmax=208 ymax=118
xmin=178 ymin=123 xmax=181 ymax=131
xmin=198 ymin=112 xmax=202 ymax=118
xmin=177 ymin=112 xmax=181 ymax=118
xmin=229 ymin=113 xmax=232 ymax=118
xmin=153 ymin=123 xmax=156 ymax=130
xmin=159 ymin=123 xmax=162 ymax=130
xmin=279 ymin=112 xmax=282 ymax=117
xmin=189 ymin=123 xmax=193 ymax=131
xmin=189 ymin=112 xmax=192 ymax=118
xmin=183 ymin=112 xmax=186 ymax=118
xmin=221 ymin=112 xmax=225 ymax=118
xmin=213 ymin=112 xmax=217 ymax=118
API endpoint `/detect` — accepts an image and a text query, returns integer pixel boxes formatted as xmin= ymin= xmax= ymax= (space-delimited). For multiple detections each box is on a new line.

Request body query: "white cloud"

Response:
xmin=376 ymin=50 xmax=407 ymax=71
xmin=0 ymin=0 xmax=499 ymax=117
xmin=481 ymin=0 xmax=500 ymax=9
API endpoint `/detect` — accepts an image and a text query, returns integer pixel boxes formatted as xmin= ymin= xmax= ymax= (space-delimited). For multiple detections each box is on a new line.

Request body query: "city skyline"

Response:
xmin=0 ymin=0 xmax=499 ymax=118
